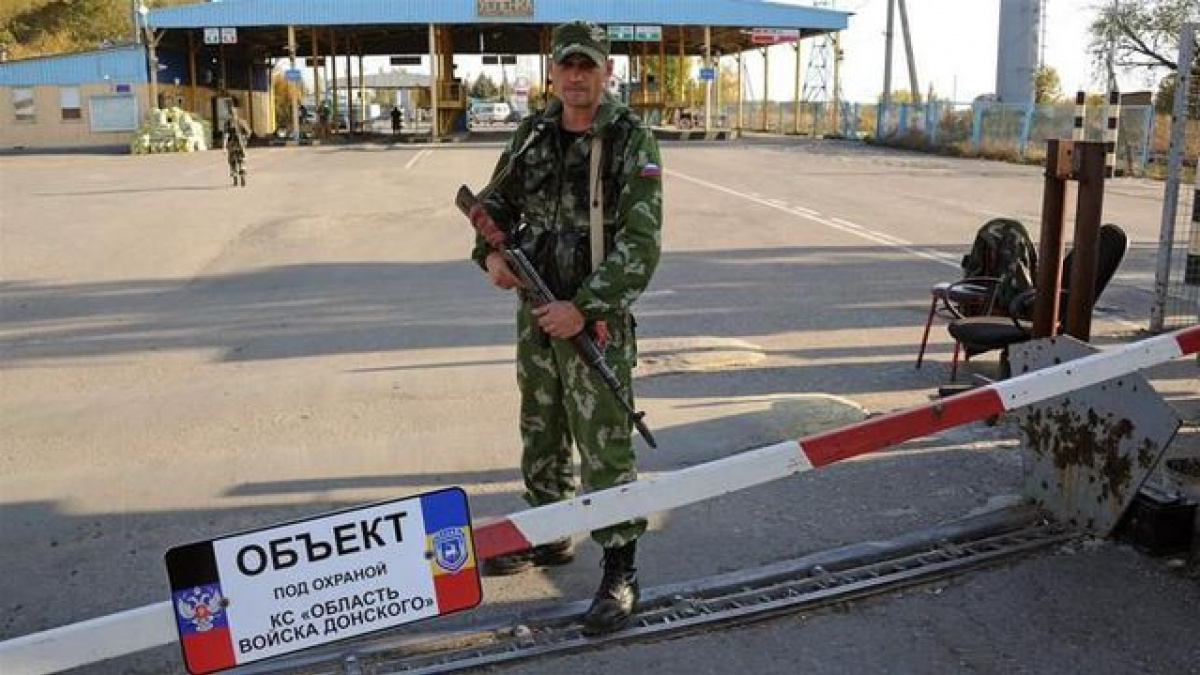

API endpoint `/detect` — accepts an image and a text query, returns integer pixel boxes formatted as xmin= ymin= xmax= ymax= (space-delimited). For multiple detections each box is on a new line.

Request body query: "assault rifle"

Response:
xmin=456 ymin=185 xmax=657 ymax=448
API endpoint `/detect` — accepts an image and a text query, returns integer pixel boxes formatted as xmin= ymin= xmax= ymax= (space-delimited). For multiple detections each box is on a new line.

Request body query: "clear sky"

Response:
xmin=742 ymin=0 xmax=1113 ymax=104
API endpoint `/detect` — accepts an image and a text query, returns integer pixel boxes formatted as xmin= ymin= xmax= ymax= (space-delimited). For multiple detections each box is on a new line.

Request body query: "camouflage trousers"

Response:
xmin=226 ymin=145 xmax=245 ymax=177
xmin=515 ymin=301 xmax=646 ymax=548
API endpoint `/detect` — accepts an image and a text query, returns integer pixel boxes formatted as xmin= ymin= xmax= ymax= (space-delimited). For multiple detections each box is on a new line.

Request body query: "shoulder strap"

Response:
xmin=589 ymin=135 xmax=604 ymax=270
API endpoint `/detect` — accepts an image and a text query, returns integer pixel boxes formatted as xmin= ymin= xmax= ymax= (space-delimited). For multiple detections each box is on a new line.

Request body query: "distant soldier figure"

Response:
xmin=390 ymin=105 xmax=403 ymax=135
xmin=223 ymin=102 xmax=249 ymax=187
xmin=317 ymin=103 xmax=331 ymax=140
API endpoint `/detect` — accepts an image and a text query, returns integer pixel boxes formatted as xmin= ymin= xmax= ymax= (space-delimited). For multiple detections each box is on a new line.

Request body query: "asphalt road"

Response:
xmin=1 ymin=135 xmax=1196 ymax=675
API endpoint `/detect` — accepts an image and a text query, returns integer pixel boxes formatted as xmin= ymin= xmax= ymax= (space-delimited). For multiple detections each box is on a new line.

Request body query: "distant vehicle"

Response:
xmin=471 ymin=102 xmax=512 ymax=125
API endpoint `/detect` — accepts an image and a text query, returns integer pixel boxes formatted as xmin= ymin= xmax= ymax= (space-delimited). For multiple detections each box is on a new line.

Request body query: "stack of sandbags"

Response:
xmin=130 ymin=107 xmax=211 ymax=154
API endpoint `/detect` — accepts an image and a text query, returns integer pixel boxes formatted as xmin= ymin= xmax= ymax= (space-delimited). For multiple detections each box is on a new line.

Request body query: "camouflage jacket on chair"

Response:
xmin=961 ymin=218 xmax=1038 ymax=316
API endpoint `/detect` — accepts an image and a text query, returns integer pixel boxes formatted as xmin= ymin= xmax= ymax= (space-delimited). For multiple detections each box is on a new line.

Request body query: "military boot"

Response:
xmin=482 ymin=537 xmax=575 ymax=576
xmin=581 ymin=541 xmax=639 ymax=635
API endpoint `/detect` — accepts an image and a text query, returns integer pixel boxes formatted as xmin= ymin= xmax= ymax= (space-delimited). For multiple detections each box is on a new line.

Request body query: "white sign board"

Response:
xmin=165 ymin=488 xmax=480 ymax=674
xmin=203 ymin=28 xmax=220 ymax=45
xmin=220 ymin=27 xmax=238 ymax=45
xmin=88 ymin=95 xmax=138 ymax=132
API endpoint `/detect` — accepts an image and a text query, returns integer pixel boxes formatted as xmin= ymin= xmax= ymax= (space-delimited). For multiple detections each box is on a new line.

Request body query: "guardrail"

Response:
xmin=2 ymin=326 xmax=1197 ymax=675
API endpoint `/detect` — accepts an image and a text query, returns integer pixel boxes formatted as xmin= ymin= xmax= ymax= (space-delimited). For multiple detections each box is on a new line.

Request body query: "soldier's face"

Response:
xmin=552 ymin=55 xmax=612 ymax=111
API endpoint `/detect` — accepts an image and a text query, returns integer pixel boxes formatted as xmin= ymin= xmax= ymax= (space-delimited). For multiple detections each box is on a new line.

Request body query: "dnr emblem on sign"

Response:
xmin=433 ymin=528 xmax=469 ymax=572
xmin=477 ymin=0 xmax=533 ymax=17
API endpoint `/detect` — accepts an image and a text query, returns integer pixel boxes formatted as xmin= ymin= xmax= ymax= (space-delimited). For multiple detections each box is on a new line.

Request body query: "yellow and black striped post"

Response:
xmin=1104 ymin=90 xmax=1120 ymax=178
xmin=1072 ymin=90 xmax=1086 ymax=141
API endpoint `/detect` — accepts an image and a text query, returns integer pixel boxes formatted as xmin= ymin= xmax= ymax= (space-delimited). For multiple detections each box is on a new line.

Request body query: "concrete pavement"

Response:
xmin=0 ymin=136 xmax=1196 ymax=674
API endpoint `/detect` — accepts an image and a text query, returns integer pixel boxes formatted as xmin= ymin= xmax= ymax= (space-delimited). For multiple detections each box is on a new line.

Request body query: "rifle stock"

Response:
xmin=456 ymin=185 xmax=657 ymax=448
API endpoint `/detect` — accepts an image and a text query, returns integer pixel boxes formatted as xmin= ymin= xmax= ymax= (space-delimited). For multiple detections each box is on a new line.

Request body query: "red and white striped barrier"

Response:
xmin=3 ymin=326 xmax=1198 ymax=675
xmin=476 ymin=326 xmax=1199 ymax=558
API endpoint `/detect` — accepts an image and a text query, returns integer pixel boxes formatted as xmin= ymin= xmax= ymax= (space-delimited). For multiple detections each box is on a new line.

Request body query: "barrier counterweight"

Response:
xmin=2 ymin=326 xmax=1198 ymax=675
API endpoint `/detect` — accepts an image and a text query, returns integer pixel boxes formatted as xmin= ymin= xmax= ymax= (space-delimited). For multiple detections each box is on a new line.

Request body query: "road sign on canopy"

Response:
xmin=634 ymin=25 xmax=662 ymax=42
xmin=164 ymin=488 xmax=480 ymax=675
xmin=751 ymin=28 xmax=800 ymax=45
xmin=607 ymin=25 xmax=634 ymax=41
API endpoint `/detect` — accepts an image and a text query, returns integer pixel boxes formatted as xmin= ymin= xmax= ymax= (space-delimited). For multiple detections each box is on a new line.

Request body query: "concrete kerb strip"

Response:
xmin=651 ymin=127 xmax=737 ymax=142
xmin=1 ymin=326 xmax=1197 ymax=675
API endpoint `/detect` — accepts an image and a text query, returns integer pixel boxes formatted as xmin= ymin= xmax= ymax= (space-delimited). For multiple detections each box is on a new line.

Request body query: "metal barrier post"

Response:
xmin=1034 ymin=139 xmax=1069 ymax=337
xmin=1067 ymin=141 xmax=1107 ymax=341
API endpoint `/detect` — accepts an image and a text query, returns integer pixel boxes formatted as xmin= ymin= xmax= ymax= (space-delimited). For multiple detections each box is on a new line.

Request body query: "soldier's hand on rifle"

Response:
xmin=468 ymin=204 xmax=506 ymax=247
xmin=533 ymin=301 xmax=585 ymax=339
xmin=485 ymin=251 xmax=522 ymax=290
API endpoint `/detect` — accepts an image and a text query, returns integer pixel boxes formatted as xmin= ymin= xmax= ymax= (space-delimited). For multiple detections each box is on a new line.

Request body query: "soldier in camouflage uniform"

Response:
xmin=223 ymin=101 xmax=248 ymax=187
xmin=468 ymin=21 xmax=663 ymax=635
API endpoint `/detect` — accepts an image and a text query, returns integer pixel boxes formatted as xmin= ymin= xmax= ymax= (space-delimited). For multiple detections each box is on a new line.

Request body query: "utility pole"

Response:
xmin=897 ymin=0 xmax=920 ymax=103
xmin=1038 ymin=0 xmax=1047 ymax=68
xmin=1106 ymin=0 xmax=1119 ymax=91
xmin=137 ymin=3 xmax=162 ymax=110
xmin=287 ymin=25 xmax=300 ymax=143
xmin=131 ymin=0 xmax=141 ymax=44
xmin=878 ymin=0 xmax=895 ymax=138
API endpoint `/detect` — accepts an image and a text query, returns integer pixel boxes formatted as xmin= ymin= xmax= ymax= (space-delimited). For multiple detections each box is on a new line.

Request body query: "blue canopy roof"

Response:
xmin=0 ymin=46 xmax=147 ymax=86
xmin=149 ymin=0 xmax=849 ymax=31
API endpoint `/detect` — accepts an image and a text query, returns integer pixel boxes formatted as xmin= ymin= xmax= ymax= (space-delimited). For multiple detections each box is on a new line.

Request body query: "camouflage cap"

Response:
xmin=551 ymin=21 xmax=610 ymax=65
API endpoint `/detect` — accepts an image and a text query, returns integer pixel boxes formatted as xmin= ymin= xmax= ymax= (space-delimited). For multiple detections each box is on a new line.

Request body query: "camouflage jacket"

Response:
xmin=471 ymin=94 xmax=663 ymax=321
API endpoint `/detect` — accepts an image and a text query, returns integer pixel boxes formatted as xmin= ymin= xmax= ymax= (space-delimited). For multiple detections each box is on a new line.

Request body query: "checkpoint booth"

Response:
xmin=141 ymin=0 xmax=849 ymax=141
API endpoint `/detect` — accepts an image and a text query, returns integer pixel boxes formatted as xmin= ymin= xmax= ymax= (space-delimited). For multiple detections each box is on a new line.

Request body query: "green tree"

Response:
xmin=718 ymin=62 xmax=740 ymax=104
xmin=271 ymin=68 xmax=305 ymax=130
xmin=1154 ymin=70 xmax=1200 ymax=118
xmin=1033 ymin=65 xmax=1064 ymax=103
xmin=469 ymin=72 xmax=500 ymax=101
xmin=879 ymin=90 xmax=917 ymax=104
xmin=642 ymin=56 xmax=699 ymax=104
xmin=1087 ymin=0 xmax=1200 ymax=76
xmin=1 ymin=0 xmax=194 ymax=59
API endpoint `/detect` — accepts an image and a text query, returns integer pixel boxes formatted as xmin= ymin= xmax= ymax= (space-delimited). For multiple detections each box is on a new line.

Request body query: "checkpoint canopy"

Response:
xmin=144 ymin=0 xmax=850 ymax=136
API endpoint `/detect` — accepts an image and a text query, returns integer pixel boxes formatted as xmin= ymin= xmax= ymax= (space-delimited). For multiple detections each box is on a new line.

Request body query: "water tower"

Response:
xmin=995 ymin=0 xmax=1042 ymax=103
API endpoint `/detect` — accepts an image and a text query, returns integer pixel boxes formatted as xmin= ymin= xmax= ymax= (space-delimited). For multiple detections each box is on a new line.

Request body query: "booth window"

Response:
xmin=13 ymin=88 xmax=35 ymax=122
xmin=60 ymin=87 xmax=82 ymax=121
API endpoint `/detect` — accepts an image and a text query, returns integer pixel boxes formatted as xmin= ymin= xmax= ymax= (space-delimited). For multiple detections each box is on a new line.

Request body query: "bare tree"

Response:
xmin=1087 ymin=0 xmax=1199 ymax=74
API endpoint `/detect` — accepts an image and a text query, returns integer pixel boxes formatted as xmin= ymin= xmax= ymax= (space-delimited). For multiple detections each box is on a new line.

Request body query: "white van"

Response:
xmin=472 ymin=102 xmax=512 ymax=125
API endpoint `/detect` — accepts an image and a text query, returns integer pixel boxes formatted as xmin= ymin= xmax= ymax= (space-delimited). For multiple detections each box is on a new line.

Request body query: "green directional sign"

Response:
xmin=608 ymin=25 xmax=660 ymax=42
xmin=634 ymin=25 xmax=662 ymax=42
xmin=607 ymin=25 xmax=634 ymax=42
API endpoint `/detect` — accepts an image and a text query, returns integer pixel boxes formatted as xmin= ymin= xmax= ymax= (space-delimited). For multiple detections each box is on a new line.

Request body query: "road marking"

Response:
xmin=669 ymin=170 xmax=959 ymax=269
xmin=404 ymin=149 xmax=431 ymax=170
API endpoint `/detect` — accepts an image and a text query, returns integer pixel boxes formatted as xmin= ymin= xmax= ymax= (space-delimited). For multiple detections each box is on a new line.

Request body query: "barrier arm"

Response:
xmin=2 ymin=326 xmax=1197 ymax=675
